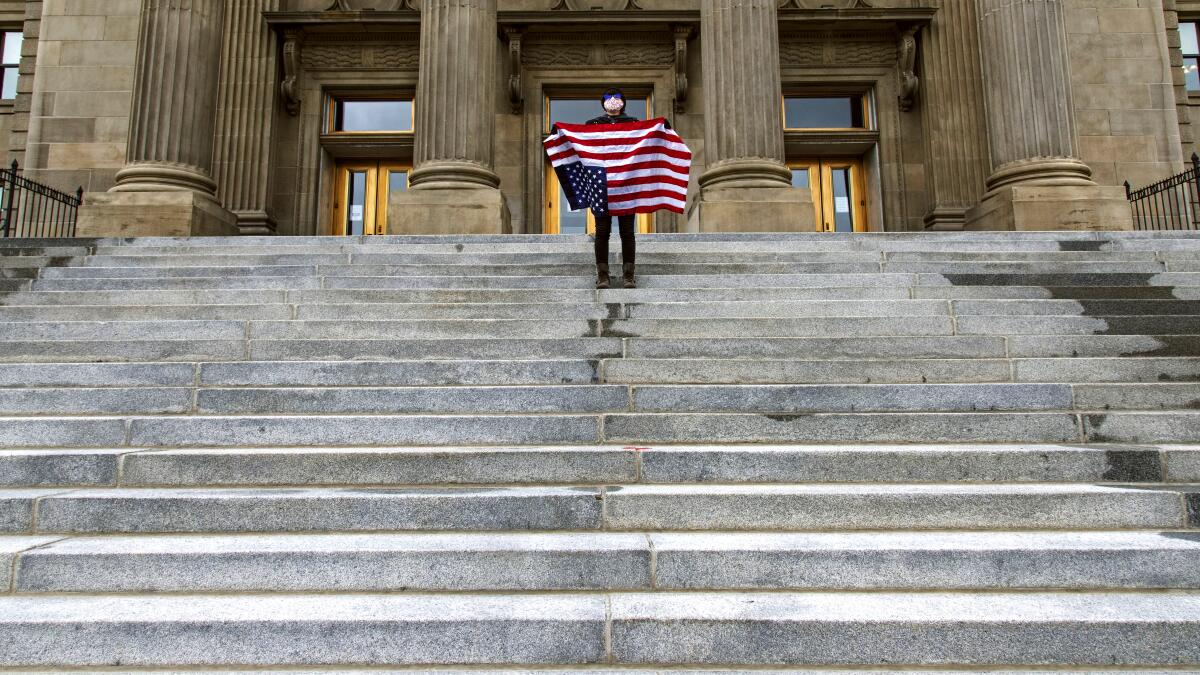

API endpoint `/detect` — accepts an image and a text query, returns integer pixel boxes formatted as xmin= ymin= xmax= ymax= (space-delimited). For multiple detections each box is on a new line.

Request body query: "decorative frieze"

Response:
xmin=778 ymin=33 xmax=896 ymax=67
xmin=302 ymin=43 xmax=421 ymax=70
xmin=521 ymin=41 xmax=672 ymax=67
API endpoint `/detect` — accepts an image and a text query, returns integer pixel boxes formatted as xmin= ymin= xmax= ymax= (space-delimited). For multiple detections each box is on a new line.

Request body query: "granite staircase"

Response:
xmin=0 ymin=231 xmax=1199 ymax=671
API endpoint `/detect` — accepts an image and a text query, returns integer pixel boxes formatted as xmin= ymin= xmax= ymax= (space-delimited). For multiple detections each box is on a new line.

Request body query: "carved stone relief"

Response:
xmin=522 ymin=41 xmax=672 ymax=67
xmin=302 ymin=42 xmax=421 ymax=69
xmin=778 ymin=34 xmax=897 ymax=67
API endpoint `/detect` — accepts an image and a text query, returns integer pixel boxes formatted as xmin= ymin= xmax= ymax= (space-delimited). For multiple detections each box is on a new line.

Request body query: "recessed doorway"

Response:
xmin=332 ymin=161 xmax=410 ymax=236
xmin=543 ymin=93 xmax=653 ymax=235
xmin=790 ymin=158 xmax=868 ymax=232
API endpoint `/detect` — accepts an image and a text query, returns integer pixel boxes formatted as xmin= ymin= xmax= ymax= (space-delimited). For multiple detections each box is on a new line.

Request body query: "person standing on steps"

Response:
xmin=587 ymin=89 xmax=639 ymax=289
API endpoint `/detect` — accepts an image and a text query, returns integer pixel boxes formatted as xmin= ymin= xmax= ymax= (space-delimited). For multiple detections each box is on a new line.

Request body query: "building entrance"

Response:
xmin=332 ymin=161 xmax=409 ymax=236
xmin=790 ymin=158 xmax=868 ymax=232
xmin=542 ymin=93 xmax=653 ymax=235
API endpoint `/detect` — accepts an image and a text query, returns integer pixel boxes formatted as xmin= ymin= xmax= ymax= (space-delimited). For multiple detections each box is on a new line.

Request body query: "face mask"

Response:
xmin=603 ymin=97 xmax=624 ymax=114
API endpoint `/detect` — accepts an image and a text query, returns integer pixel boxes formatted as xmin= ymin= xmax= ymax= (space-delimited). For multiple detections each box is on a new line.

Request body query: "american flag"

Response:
xmin=544 ymin=117 xmax=691 ymax=217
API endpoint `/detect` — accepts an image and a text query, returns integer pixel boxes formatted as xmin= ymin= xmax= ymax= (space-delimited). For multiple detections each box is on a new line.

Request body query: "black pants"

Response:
xmin=594 ymin=214 xmax=636 ymax=266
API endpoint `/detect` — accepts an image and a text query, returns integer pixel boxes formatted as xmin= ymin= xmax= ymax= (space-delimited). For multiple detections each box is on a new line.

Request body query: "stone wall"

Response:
xmin=23 ymin=0 xmax=140 ymax=193
xmin=1065 ymin=0 xmax=1185 ymax=190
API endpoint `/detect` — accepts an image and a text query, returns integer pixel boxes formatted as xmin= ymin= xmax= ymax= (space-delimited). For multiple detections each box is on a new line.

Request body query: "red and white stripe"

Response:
xmin=544 ymin=118 xmax=692 ymax=215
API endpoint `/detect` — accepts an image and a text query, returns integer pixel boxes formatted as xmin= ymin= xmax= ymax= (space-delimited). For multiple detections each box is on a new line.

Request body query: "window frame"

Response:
xmin=0 ymin=30 xmax=22 ymax=102
xmin=781 ymin=93 xmax=873 ymax=132
xmin=325 ymin=94 xmax=416 ymax=135
xmin=1181 ymin=19 xmax=1200 ymax=95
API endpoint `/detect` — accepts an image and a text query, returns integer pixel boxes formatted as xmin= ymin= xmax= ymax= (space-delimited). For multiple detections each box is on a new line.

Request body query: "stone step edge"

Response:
xmin=1 ymin=591 xmax=1200 ymax=667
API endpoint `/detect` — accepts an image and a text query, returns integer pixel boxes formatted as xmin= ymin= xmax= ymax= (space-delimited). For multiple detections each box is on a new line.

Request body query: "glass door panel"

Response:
xmin=333 ymin=161 xmax=409 ymax=235
xmin=789 ymin=158 xmax=868 ymax=232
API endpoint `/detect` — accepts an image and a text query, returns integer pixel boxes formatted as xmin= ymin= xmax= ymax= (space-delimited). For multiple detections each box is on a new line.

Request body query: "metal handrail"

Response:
xmin=1125 ymin=153 xmax=1200 ymax=231
xmin=0 ymin=160 xmax=83 ymax=238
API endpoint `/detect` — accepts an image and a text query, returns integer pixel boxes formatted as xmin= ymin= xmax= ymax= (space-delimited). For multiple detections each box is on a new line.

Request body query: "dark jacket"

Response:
xmin=586 ymin=113 xmax=639 ymax=125
xmin=586 ymin=114 xmax=671 ymax=129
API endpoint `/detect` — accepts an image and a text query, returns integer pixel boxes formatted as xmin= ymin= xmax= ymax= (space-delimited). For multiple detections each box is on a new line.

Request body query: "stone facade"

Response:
xmin=0 ymin=0 xmax=1194 ymax=234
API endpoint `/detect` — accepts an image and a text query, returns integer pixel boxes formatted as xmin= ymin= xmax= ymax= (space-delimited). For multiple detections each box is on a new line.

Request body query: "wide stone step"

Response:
xmin=0 ymin=304 xmax=294 ymax=322
xmin=0 ymin=286 xmax=920 ymax=305
xmin=3 ymin=484 xmax=1193 ymax=534
xmin=299 ymin=300 xmax=952 ymax=321
xmin=11 ymin=443 xmax=1175 ymax=489
xmin=9 ymin=531 xmax=1200 ymax=593
xmin=605 ymin=357 xmax=1014 ymax=383
xmin=12 ymin=411 xmax=1200 ymax=447
xmin=954 ymin=299 xmax=1200 ymax=315
xmin=31 ymin=276 xmax=323 ymax=291
xmin=0 ymin=415 xmax=604 ymax=448
xmin=887 ymin=262 xmax=1169 ymax=274
xmin=958 ymin=315 xmax=1200 ymax=335
xmin=4 ymin=590 xmax=1199 ymax=667
xmin=627 ymin=384 xmax=1072 ymax=412
xmin=0 ymin=337 xmax=595 ymax=363
xmin=196 ymin=385 xmax=631 ymax=415
xmin=914 ymin=285 xmax=1200 ymax=299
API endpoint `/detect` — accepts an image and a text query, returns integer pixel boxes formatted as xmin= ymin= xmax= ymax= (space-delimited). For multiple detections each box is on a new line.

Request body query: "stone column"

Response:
xmin=77 ymin=0 xmax=237 ymax=236
xmin=392 ymin=0 xmax=510 ymax=233
xmin=688 ymin=0 xmax=811 ymax=232
xmin=966 ymin=0 xmax=1132 ymax=231
xmin=920 ymin=1 xmax=991 ymax=230
xmin=212 ymin=0 xmax=280 ymax=234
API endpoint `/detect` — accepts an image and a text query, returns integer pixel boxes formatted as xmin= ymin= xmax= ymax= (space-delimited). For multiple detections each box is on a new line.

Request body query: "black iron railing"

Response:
xmin=0 ymin=161 xmax=83 ymax=238
xmin=1125 ymin=153 xmax=1200 ymax=231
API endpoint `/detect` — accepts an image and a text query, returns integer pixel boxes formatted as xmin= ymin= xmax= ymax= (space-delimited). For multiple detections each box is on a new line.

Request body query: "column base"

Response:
xmin=76 ymin=191 xmax=239 ymax=237
xmin=686 ymin=186 xmax=814 ymax=232
xmin=965 ymin=185 xmax=1134 ymax=232
xmin=389 ymin=187 xmax=511 ymax=235
xmin=923 ymin=207 xmax=969 ymax=231
xmin=233 ymin=210 xmax=277 ymax=236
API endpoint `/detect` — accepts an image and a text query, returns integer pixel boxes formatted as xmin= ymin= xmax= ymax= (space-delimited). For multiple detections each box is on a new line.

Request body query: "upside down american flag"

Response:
xmin=544 ymin=117 xmax=692 ymax=217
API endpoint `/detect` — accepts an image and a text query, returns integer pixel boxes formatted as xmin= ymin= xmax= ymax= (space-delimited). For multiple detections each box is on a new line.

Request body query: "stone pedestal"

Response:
xmin=966 ymin=186 xmax=1133 ymax=232
xmin=396 ymin=0 xmax=507 ymax=233
xmin=389 ymin=189 xmax=511 ymax=235
xmin=967 ymin=0 xmax=1125 ymax=231
xmin=693 ymin=0 xmax=801 ymax=231
xmin=687 ymin=187 xmax=814 ymax=233
xmin=76 ymin=192 xmax=239 ymax=238
xmin=90 ymin=0 xmax=234 ymax=236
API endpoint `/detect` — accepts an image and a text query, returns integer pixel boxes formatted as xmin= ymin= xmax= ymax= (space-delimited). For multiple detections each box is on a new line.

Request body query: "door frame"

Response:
xmin=789 ymin=157 xmax=869 ymax=232
xmin=332 ymin=160 xmax=411 ymax=236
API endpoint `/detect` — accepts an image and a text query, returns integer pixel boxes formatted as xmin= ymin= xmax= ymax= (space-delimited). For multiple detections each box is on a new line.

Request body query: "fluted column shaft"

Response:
xmin=410 ymin=0 xmax=499 ymax=189
xmin=212 ymin=0 xmax=279 ymax=231
xmin=976 ymin=0 xmax=1093 ymax=192
xmin=113 ymin=0 xmax=227 ymax=196
xmin=921 ymin=0 xmax=991 ymax=228
xmin=698 ymin=0 xmax=791 ymax=189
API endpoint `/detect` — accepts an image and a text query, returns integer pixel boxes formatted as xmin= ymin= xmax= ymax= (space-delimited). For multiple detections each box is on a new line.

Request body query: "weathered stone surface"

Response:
xmin=638 ymin=444 xmax=1163 ymax=484
xmin=650 ymin=531 xmax=1200 ymax=589
xmin=0 ymin=594 xmax=607 ymax=666
xmin=610 ymin=592 xmax=1200 ymax=664
xmin=0 ymin=450 xmax=122 ymax=487
xmin=604 ymin=412 xmax=1081 ymax=444
xmin=602 ymin=484 xmax=1184 ymax=531
xmin=128 ymin=415 xmax=601 ymax=448
xmin=34 ymin=487 xmax=603 ymax=533
xmin=16 ymin=533 xmax=650 ymax=592
xmin=121 ymin=447 xmax=637 ymax=486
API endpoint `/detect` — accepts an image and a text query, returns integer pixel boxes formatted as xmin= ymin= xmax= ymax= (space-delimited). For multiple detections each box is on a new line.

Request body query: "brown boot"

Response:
xmin=595 ymin=264 xmax=611 ymax=289
xmin=622 ymin=263 xmax=637 ymax=288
